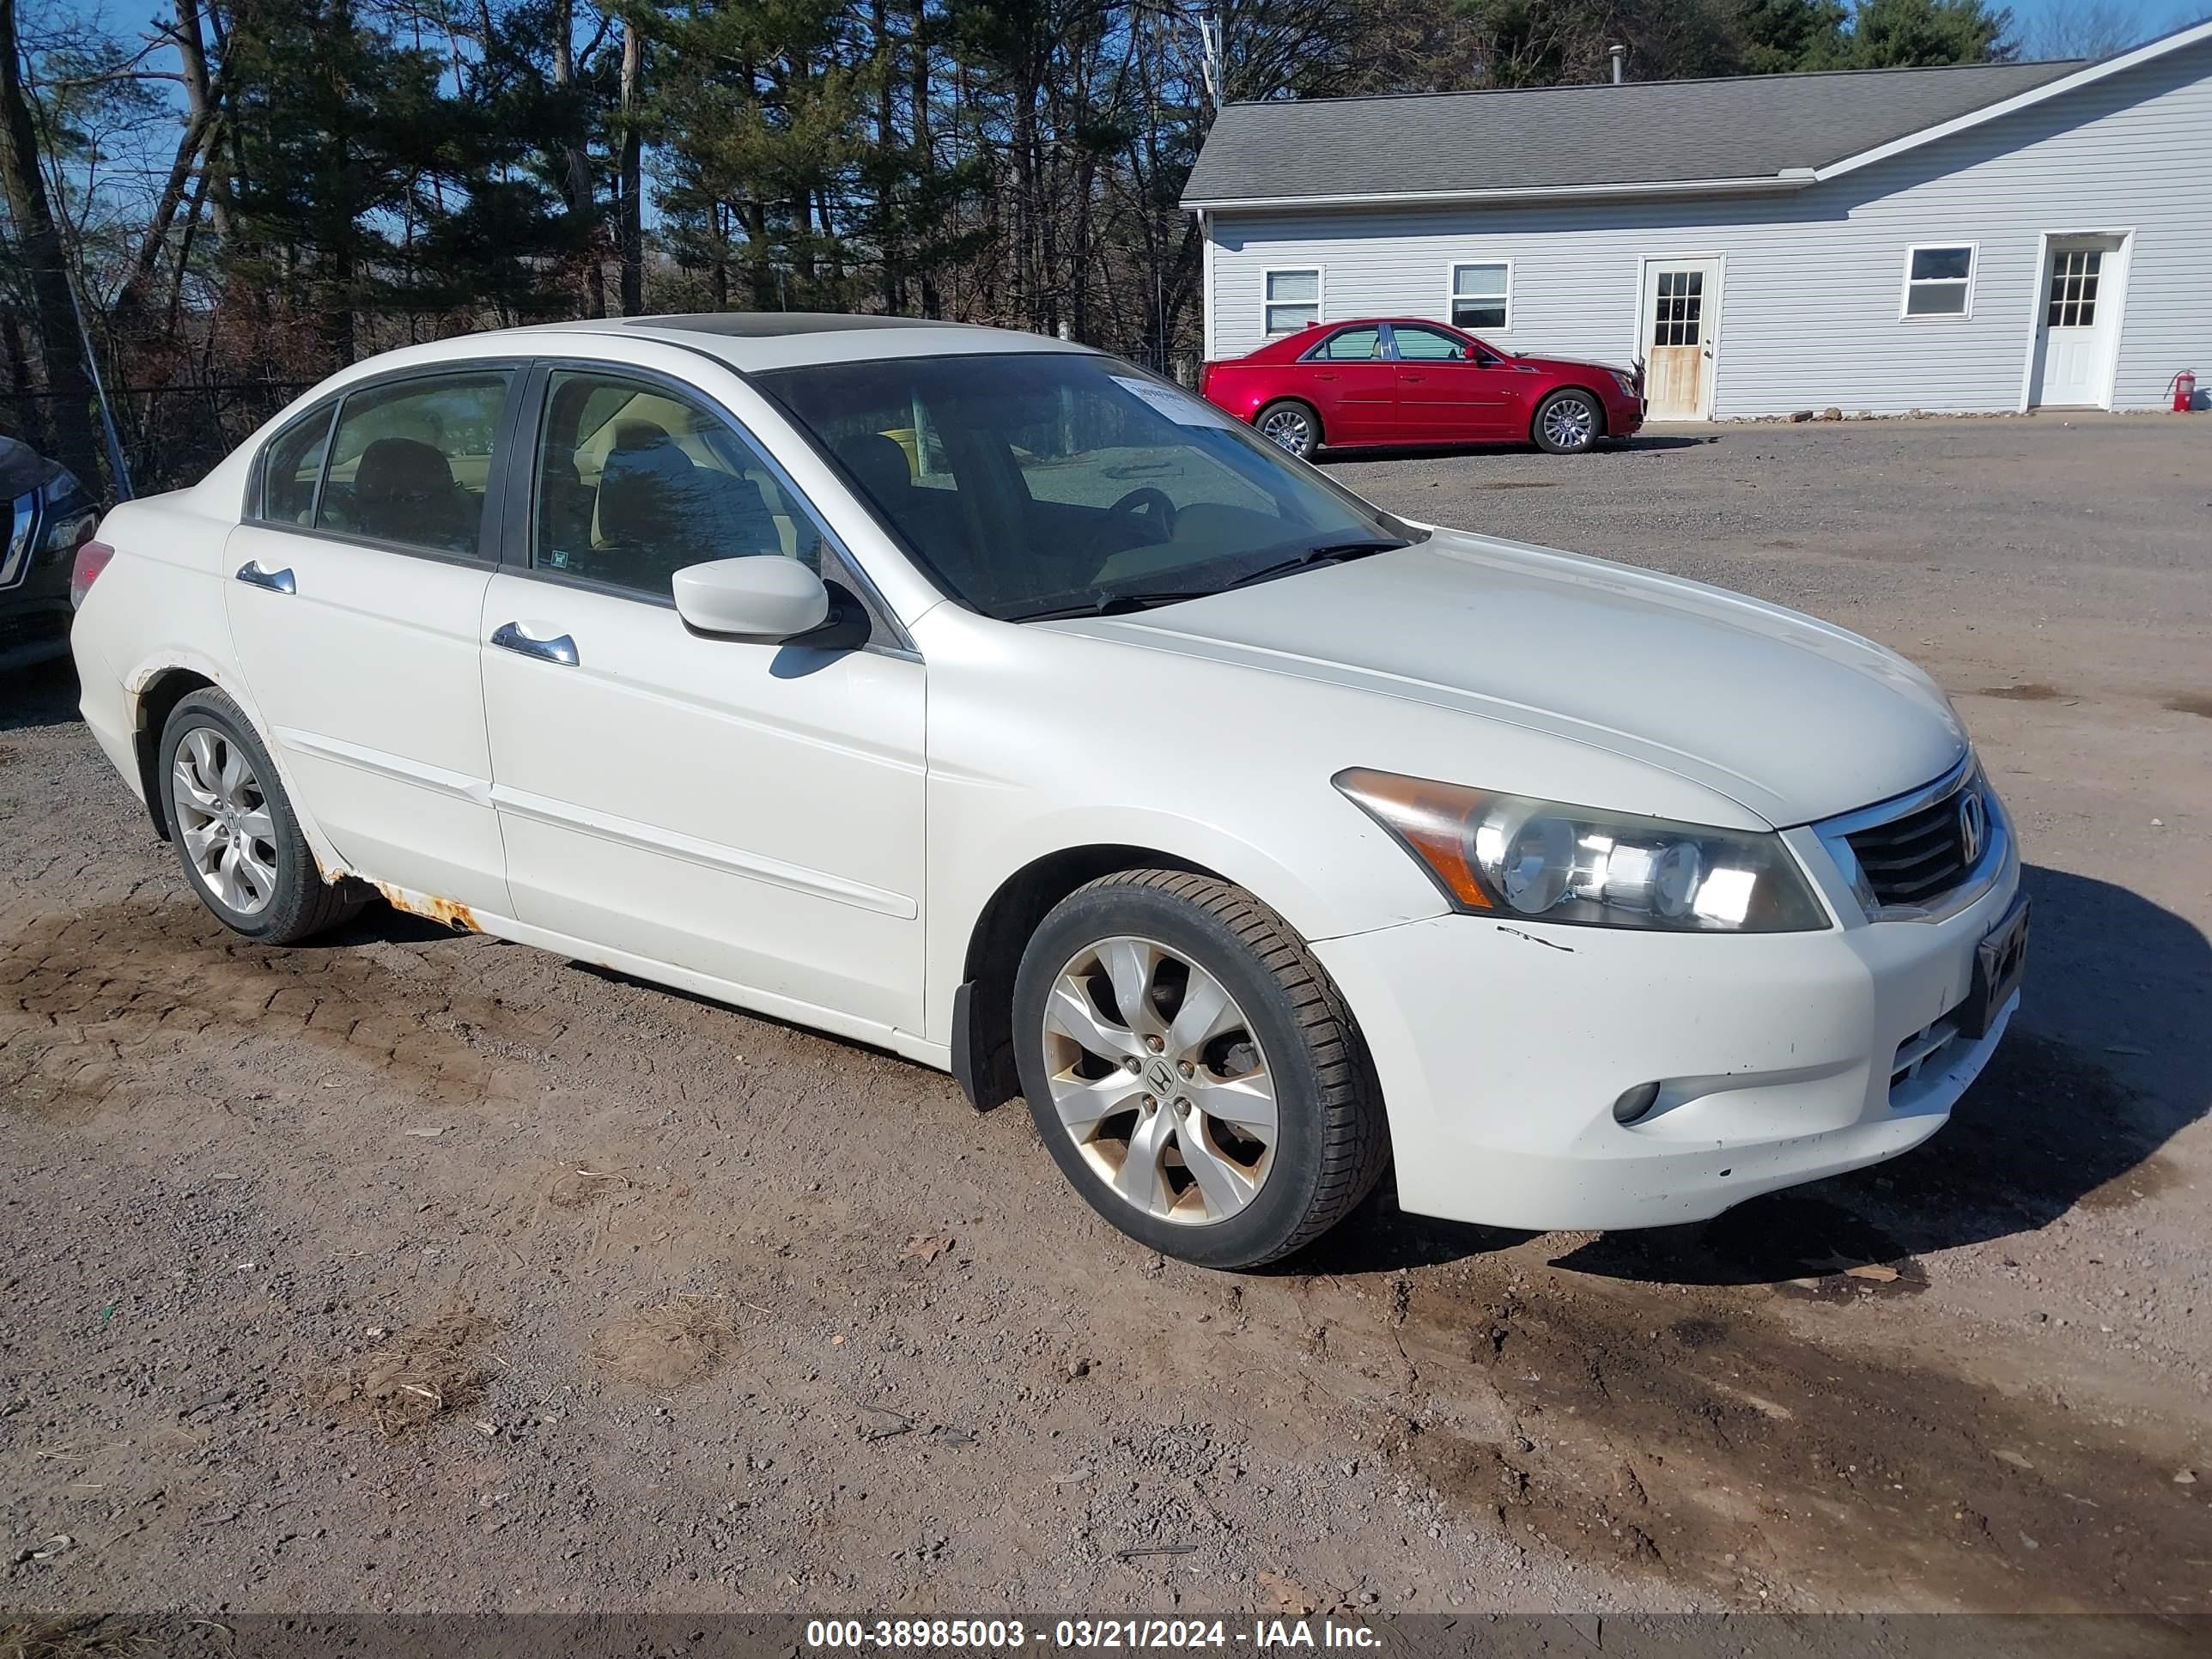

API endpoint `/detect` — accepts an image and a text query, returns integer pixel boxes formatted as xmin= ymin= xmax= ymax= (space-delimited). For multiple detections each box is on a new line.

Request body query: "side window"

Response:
xmin=1904 ymin=244 xmax=1974 ymax=318
xmin=1310 ymin=326 xmax=1382 ymax=362
xmin=535 ymin=369 xmax=823 ymax=599
xmin=314 ymin=373 xmax=510 ymax=557
xmin=1449 ymin=263 xmax=1510 ymax=331
xmin=1263 ymin=269 xmax=1320 ymax=334
xmin=258 ymin=406 xmax=335 ymax=525
xmin=1391 ymin=325 xmax=1469 ymax=362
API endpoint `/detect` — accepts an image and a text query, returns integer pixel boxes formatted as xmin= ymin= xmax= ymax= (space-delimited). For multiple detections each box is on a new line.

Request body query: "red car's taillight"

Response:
xmin=70 ymin=539 xmax=115 ymax=610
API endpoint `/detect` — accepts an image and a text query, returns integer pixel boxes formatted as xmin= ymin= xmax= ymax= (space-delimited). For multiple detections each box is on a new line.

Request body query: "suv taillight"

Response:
xmin=70 ymin=539 xmax=115 ymax=610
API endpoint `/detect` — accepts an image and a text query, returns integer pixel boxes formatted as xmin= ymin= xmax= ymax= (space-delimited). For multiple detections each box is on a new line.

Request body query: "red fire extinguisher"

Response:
xmin=2174 ymin=369 xmax=2198 ymax=411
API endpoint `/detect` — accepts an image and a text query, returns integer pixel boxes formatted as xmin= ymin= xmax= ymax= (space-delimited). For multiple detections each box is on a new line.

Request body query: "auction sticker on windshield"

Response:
xmin=1111 ymin=374 xmax=1237 ymax=428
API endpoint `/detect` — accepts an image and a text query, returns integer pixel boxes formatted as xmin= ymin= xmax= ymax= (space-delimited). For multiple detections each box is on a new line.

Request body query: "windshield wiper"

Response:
xmin=1218 ymin=538 xmax=1407 ymax=592
xmin=1006 ymin=539 xmax=1408 ymax=623
xmin=1006 ymin=591 xmax=1212 ymax=623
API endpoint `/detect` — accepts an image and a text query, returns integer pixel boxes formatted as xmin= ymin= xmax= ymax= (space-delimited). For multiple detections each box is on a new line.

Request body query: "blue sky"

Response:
xmin=2009 ymin=0 xmax=2207 ymax=56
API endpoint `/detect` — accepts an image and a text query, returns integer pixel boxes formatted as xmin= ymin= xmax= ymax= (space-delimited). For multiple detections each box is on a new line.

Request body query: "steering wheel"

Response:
xmin=1105 ymin=485 xmax=1178 ymax=544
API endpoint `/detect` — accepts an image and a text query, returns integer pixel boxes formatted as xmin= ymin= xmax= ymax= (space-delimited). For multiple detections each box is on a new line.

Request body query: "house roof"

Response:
xmin=1183 ymin=54 xmax=2114 ymax=210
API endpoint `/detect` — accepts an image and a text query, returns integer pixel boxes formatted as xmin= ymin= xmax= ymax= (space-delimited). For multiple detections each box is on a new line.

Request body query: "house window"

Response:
xmin=1902 ymin=245 xmax=1975 ymax=318
xmin=1263 ymin=269 xmax=1320 ymax=334
xmin=1449 ymin=263 xmax=1510 ymax=331
xmin=2046 ymin=248 xmax=2102 ymax=328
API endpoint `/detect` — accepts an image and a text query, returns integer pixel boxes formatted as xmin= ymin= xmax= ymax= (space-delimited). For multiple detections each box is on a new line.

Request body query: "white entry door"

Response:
xmin=2030 ymin=236 xmax=2124 ymax=408
xmin=1639 ymin=258 xmax=1721 ymax=419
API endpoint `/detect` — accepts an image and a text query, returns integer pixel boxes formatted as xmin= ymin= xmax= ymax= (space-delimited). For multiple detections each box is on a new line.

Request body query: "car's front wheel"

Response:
xmin=1255 ymin=400 xmax=1321 ymax=460
xmin=159 ymin=689 xmax=366 ymax=944
xmin=1533 ymin=389 xmax=1603 ymax=454
xmin=1012 ymin=870 xmax=1388 ymax=1268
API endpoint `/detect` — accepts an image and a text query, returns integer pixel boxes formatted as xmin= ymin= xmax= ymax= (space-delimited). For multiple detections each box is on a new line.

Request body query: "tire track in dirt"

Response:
xmin=1261 ymin=1205 xmax=2212 ymax=1620
xmin=0 ymin=894 xmax=564 ymax=1121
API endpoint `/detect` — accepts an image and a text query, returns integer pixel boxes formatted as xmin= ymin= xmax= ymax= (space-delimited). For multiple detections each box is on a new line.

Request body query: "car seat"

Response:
xmin=353 ymin=437 xmax=477 ymax=553
xmin=594 ymin=422 xmax=781 ymax=593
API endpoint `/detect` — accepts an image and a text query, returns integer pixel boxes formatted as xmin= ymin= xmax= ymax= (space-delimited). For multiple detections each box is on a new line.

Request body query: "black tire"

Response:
xmin=1012 ymin=869 xmax=1389 ymax=1269
xmin=1254 ymin=399 xmax=1322 ymax=460
xmin=158 ymin=688 xmax=366 ymax=944
xmin=1532 ymin=388 xmax=1604 ymax=454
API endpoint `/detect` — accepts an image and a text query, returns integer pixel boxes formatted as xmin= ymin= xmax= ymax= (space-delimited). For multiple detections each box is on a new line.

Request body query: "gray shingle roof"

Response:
xmin=1182 ymin=60 xmax=2083 ymax=206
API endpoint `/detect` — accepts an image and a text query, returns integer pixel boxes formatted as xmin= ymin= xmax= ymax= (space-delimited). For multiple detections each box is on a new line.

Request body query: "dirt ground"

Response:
xmin=2 ymin=414 xmax=2208 ymax=1626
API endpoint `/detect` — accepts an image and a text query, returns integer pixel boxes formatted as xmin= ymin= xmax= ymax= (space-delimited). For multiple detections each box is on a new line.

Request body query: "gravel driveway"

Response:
xmin=2 ymin=414 xmax=2207 ymax=1626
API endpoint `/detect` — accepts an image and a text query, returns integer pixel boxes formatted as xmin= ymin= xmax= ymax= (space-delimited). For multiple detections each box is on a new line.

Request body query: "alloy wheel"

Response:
xmin=1041 ymin=934 xmax=1278 ymax=1225
xmin=1259 ymin=408 xmax=1312 ymax=454
xmin=171 ymin=726 xmax=279 ymax=915
xmin=1542 ymin=397 xmax=1596 ymax=450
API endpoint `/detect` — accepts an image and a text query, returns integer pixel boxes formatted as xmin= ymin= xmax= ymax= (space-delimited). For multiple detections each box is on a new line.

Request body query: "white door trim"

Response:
xmin=2016 ymin=228 xmax=2134 ymax=412
xmin=1633 ymin=253 xmax=1727 ymax=420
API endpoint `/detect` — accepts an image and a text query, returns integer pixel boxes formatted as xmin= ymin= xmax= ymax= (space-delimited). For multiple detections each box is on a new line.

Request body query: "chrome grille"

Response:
xmin=1845 ymin=793 xmax=1972 ymax=908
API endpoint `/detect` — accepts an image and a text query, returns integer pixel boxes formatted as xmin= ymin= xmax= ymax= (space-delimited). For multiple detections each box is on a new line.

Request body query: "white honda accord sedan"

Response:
xmin=68 ymin=314 xmax=2027 ymax=1267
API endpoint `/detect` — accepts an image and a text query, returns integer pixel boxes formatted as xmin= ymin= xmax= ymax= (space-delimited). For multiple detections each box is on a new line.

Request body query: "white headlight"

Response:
xmin=1335 ymin=769 xmax=1831 ymax=933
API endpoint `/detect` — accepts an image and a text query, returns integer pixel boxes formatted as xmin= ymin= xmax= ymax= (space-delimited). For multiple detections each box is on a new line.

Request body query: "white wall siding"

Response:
xmin=1202 ymin=40 xmax=2212 ymax=416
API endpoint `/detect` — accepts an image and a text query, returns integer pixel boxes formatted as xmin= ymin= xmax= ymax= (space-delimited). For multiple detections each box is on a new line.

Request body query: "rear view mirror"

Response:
xmin=672 ymin=557 xmax=830 ymax=640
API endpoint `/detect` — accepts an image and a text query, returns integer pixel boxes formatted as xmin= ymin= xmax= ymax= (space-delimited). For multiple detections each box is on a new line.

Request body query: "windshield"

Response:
xmin=756 ymin=351 xmax=1424 ymax=621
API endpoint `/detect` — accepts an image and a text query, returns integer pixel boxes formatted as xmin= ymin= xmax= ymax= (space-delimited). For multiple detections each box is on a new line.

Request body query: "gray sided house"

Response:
xmin=1183 ymin=22 xmax=2212 ymax=419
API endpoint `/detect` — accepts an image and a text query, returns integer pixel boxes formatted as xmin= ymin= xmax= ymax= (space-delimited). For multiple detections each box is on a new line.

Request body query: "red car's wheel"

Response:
xmin=1533 ymin=389 xmax=1603 ymax=454
xmin=1255 ymin=400 xmax=1320 ymax=459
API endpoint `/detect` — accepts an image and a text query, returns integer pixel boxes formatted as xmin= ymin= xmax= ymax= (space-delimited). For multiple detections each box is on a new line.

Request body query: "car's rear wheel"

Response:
xmin=1255 ymin=400 xmax=1321 ymax=459
xmin=159 ymin=689 xmax=366 ymax=944
xmin=1533 ymin=389 xmax=1603 ymax=454
xmin=1012 ymin=870 xmax=1388 ymax=1269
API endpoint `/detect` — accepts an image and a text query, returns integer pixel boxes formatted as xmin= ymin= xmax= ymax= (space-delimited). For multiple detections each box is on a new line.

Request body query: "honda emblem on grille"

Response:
xmin=1957 ymin=788 xmax=1987 ymax=866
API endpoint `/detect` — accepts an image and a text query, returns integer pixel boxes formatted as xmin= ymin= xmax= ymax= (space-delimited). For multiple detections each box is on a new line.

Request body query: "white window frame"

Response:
xmin=1445 ymin=260 xmax=1514 ymax=334
xmin=1899 ymin=242 xmax=1978 ymax=321
xmin=1261 ymin=266 xmax=1323 ymax=336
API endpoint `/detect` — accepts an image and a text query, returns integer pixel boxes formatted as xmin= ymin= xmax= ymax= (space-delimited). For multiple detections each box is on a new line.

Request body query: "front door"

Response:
xmin=223 ymin=368 xmax=515 ymax=915
xmin=1298 ymin=324 xmax=1401 ymax=442
xmin=2030 ymin=237 xmax=2124 ymax=409
xmin=1640 ymin=258 xmax=1721 ymax=420
xmin=479 ymin=365 xmax=926 ymax=1040
xmin=1388 ymin=322 xmax=1517 ymax=441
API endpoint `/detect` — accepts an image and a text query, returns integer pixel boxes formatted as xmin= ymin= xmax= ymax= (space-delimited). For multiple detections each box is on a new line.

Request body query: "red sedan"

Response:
xmin=1199 ymin=318 xmax=1644 ymax=459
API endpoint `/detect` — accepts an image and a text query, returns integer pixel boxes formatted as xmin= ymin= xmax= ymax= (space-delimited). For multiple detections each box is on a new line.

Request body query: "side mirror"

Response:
xmin=672 ymin=557 xmax=830 ymax=640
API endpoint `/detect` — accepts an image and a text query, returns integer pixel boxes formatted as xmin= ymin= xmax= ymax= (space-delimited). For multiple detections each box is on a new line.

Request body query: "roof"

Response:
xmin=514 ymin=313 xmax=1088 ymax=373
xmin=1182 ymin=27 xmax=2212 ymax=210
xmin=611 ymin=312 xmax=949 ymax=337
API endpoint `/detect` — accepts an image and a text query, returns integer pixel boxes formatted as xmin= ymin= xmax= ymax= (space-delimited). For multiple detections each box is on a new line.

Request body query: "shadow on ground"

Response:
xmin=1311 ymin=864 xmax=2209 ymax=1285
xmin=0 ymin=659 xmax=80 ymax=733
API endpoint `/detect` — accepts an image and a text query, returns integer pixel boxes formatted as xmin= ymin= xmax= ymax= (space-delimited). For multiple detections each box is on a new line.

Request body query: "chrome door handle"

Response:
xmin=490 ymin=621 xmax=579 ymax=666
xmin=234 ymin=560 xmax=295 ymax=594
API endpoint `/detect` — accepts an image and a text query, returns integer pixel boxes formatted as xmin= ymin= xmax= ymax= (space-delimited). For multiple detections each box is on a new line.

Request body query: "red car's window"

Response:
xmin=1390 ymin=325 xmax=1472 ymax=362
xmin=1305 ymin=326 xmax=1383 ymax=362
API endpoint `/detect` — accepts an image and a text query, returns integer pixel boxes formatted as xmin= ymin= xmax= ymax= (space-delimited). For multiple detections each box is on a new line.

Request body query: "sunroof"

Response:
xmin=620 ymin=312 xmax=947 ymax=337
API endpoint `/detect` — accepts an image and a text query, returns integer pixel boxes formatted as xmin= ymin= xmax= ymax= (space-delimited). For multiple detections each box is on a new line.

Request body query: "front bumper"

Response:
xmin=1313 ymin=841 xmax=2021 ymax=1231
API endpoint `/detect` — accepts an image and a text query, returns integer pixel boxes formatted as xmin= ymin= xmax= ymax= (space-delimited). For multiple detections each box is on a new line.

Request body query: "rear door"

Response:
xmin=477 ymin=360 xmax=926 ymax=1041
xmin=1297 ymin=325 xmax=1400 ymax=441
xmin=1388 ymin=323 xmax=1517 ymax=441
xmin=223 ymin=367 xmax=518 ymax=914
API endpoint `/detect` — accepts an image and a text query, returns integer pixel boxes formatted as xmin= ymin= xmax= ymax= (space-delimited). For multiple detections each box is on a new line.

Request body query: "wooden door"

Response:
xmin=1643 ymin=260 xmax=1719 ymax=419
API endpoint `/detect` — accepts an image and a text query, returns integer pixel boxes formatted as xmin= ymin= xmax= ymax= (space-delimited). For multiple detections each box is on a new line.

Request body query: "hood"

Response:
xmin=1054 ymin=529 xmax=1966 ymax=827
xmin=1511 ymin=351 xmax=1633 ymax=381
